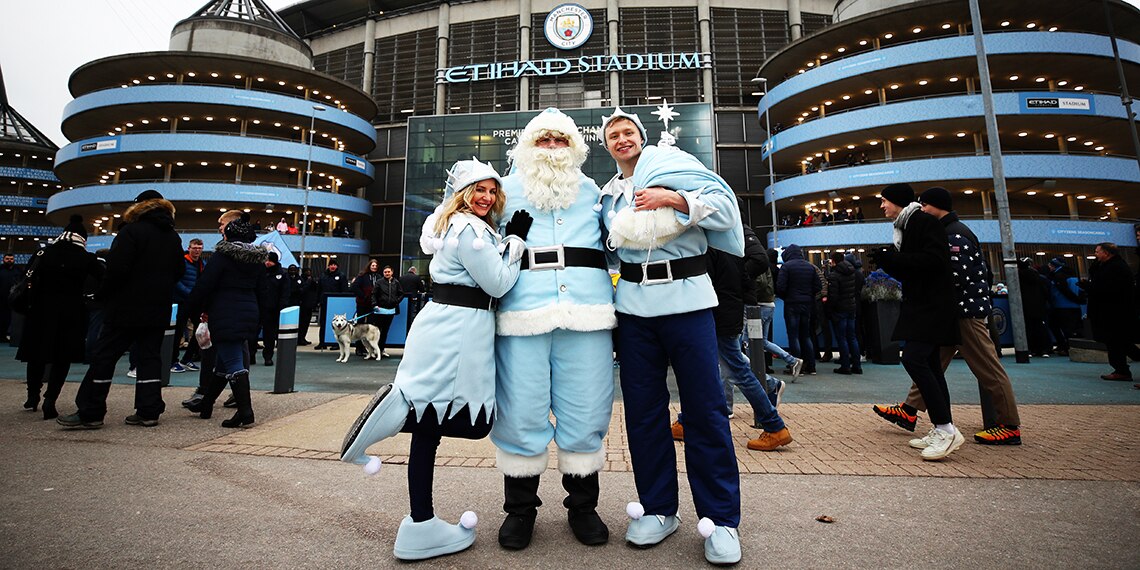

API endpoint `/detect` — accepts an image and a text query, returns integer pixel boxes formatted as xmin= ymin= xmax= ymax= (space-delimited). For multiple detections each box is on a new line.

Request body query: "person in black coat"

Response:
xmin=297 ymin=267 xmax=320 ymax=346
xmin=250 ymin=252 xmax=290 ymax=366
xmin=320 ymin=258 xmax=348 ymax=295
xmin=19 ymin=217 xmax=104 ymax=419
xmin=59 ymin=190 xmax=185 ymax=429
xmin=1016 ymin=258 xmax=1052 ymax=357
xmin=775 ymin=244 xmax=822 ymax=374
xmin=1086 ymin=242 xmax=1140 ymax=380
xmin=0 ymin=252 xmax=20 ymax=342
xmin=827 ymin=252 xmax=862 ymax=374
xmin=185 ymin=214 xmax=268 ymax=427
xmin=869 ymin=183 xmax=962 ymax=460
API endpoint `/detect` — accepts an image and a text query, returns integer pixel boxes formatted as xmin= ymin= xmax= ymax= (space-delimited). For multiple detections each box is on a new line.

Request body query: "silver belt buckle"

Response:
xmin=640 ymin=260 xmax=673 ymax=285
xmin=527 ymin=245 xmax=566 ymax=271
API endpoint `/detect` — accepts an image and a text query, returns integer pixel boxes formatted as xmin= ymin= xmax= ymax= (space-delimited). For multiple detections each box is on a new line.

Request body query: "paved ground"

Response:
xmin=1 ymin=341 xmax=1138 ymax=568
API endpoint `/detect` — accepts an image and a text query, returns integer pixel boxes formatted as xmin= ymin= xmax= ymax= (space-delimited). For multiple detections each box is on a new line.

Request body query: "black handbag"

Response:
xmin=8 ymin=249 xmax=43 ymax=314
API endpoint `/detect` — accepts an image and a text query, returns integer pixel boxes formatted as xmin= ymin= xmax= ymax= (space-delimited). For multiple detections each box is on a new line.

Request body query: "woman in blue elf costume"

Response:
xmin=339 ymin=158 xmax=531 ymax=561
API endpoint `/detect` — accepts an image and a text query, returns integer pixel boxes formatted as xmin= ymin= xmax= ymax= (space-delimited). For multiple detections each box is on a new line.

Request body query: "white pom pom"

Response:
xmin=497 ymin=243 xmax=507 ymax=254
xmin=626 ymin=502 xmax=645 ymax=520
xmin=459 ymin=511 xmax=478 ymax=529
xmin=363 ymin=456 xmax=382 ymax=476
xmin=592 ymin=203 xmax=602 ymax=212
xmin=447 ymin=237 xmax=460 ymax=248
xmin=697 ymin=517 xmax=715 ymax=538
xmin=432 ymin=237 xmax=444 ymax=250
xmin=607 ymin=210 xmax=616 ymax=219
xmin=472 ymin=237 xmax=486 ymax=250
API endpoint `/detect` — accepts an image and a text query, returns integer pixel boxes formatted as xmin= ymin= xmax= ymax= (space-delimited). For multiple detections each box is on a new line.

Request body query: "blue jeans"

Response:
xmin=213 ymin=340 xmax=248 ymax=378
xmin=784 ymin=302 xmax=816 ymax=372
xmin=830 ymin=311 xmax=861 ymax=370
xmin=759 ymin=304 xmax=797 ymax=366
xmin=718 ymin=334 xmax=784 ymax=432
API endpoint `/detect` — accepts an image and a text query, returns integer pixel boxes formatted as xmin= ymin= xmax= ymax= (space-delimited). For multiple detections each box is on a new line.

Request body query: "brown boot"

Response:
xmin=747 ymin=427 xmax=793 ymax=451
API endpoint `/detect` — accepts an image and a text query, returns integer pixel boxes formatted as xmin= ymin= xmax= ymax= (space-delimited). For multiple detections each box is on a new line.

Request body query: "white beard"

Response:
xmin=512 ymin=145 xmax=585 ymax=211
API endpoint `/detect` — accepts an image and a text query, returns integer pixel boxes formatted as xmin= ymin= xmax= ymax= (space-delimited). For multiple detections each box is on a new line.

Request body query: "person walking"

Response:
xmin=741 ymin=228 xmax=803 ymax=380
xmin=170 ymin=238 xmax=206 ymax=373
xmin=0 ymin=252 xmax=20 ymax=343
xmin=1043 ymin=257 xmax=1084 ymax=356
xmin=372 ymin=265 xmax=402 ymax=358
xmin=826 ymin=252 xmax=862 ymax=374
xmin=1018 ymin=258 xmax=1052 ymax=357
xmin=874 ymin=187 xmax=1022 ymax=445
xmin=776 ymin=244 xmax=821 ymax=376
xmin=296 ymin=267 xmax=319 ymax=346
xmin=1086 ymin=242 xmax=1140 ymax=381
xmin=868 ymin=183 xmax=962 ymax=460
xmin=57 ymin=190 xmax=185 ymax=429
xmin=251 ymin=252 xmax=289 ymax=366
xmin=18 ymin=216 xmax=104 ymax=419
xmin=340 ymin=158 xmax=527 ymax=561
xmin=184 ymin=213 xmax=267 ymax=427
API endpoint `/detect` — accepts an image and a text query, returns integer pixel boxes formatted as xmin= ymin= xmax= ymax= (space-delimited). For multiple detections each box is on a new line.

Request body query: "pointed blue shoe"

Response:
xmin=393 ymin=515 xmax=477 ymax=561
xmin=340 ymin=383 xmax=411 ymax=465
xmin=704 ymin=525 xmax=741 ymax=565
xmin=625 ymin=514 xmax=680 ymax=548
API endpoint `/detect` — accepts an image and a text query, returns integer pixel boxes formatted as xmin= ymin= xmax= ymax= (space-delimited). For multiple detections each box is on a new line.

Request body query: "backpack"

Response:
xmin=755 ymin=267 xmax=775 ymax=303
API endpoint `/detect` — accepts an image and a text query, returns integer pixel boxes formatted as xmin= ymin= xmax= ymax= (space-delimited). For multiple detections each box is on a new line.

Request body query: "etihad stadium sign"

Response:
xmin=437 ymin=52 xmax=711 ymax=84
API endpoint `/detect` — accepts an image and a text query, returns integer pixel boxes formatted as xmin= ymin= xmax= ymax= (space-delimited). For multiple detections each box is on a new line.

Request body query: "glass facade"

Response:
xmin=403 ymin=102 xmax=715 ymax=266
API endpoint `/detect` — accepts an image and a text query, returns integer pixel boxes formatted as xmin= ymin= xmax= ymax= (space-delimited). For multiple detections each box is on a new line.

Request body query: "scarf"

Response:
xmin=892 ymin=202 xmax=922 ymax=250
xmin=57 ymin=231 xmax=87 ymax=248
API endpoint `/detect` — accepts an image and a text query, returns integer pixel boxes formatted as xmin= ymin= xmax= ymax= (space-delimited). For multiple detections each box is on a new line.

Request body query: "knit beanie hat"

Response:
xmin=134 ymin=189 xmax=164 ymax=202
xmin=64 ymin=214 xmax=88 ymax=239
xmin=918 ymin=186 xmax=952 ymax=212
xmin=880 ymin=183 xmax=915 ymax=207
xmin=1048 ymin=257 xmax=1065 ymax=268
xmin=224 ymin=212 xmax=256 ymax=243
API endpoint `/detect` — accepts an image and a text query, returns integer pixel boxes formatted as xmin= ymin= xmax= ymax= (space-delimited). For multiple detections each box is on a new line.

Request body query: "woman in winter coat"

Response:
xmin=18 ymin=216 xmax=104 ymax=419
xmin=339 ymin=158 xmax=529 ymax=561
xmin=185 ymin=214 xmax=268 ymax=427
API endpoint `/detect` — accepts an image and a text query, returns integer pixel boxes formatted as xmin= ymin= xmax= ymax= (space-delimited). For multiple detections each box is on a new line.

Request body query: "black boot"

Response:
xmin=221 ymin=371 xmax=255 ymax=428
xmin=499 ymin=475 xmax=541 ymax=550
xmin=188 ymin=373 xmax=228 ymax=419
xmin=24 ymin=374 xmax=42 ymax=412
xmin=41 ymin=376 xmax=66 ymax=420
xmin=563 ymin=473 xmax=609 ymax=546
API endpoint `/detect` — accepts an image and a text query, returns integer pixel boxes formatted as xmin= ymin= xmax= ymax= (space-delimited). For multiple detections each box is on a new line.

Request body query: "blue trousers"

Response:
xmin=829 ymin=311 xmax=861 ymax=370
xmin=784 ymin=302 xmax=816 ymax=372
xmin=618 ymin=310 xmax=740 ymax=527
xmin=718 ymin=333 xmax=784 ymax=432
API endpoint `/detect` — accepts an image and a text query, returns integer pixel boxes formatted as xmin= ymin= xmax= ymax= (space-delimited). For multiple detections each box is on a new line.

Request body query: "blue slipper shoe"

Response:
xmin=625 ymin=514 xmax=680 ymax=548
xmin=340 ymin=383 xmax=410 ymax=465
xmin=393 ymin=514 xmax=477 ymax=561
xmin=704 ymin=525 xmax=741 ymax=565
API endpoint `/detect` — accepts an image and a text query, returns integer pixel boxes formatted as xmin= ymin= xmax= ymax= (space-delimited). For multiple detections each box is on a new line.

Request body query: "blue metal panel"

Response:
xmin=0 ymin=195 xmax=50 ymax=208
xmin=771 ymin=220 xmax=1137 ymax=247
xmin=0 ymin=166 xmax=60 ymax=183
xmin=47 ymin=182 xmax=372 ymax=216
xmin=761 ymin=32 xmax=1140 ymax=115
xmin=64 ymin=85 xmax=377 ymax=144
xmin=769 ymin=155 xmax=1140 ymax=201
xmin=56 ymin=133 xmax=376 ymax=180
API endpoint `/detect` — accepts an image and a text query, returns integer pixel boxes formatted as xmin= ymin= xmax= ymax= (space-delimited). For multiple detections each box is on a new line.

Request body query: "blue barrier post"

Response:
xmin=274 ymin=306 xmax=299 ymax=394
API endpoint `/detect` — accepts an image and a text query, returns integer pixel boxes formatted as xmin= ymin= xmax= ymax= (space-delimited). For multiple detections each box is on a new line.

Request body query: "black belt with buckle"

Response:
xmin=620 ymin=255 xmax=707 ymax=285
xmin=431 ymin=283 xmax=495 ymax=310
xmin=521 ymin=246 xmax=607 ymax=271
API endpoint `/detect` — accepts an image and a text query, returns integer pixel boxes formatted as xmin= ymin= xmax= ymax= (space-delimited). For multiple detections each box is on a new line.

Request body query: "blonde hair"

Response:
xmin=433 ymin=179 xmax=504 ymax=234
xmin=218 ymin=209 xmax=243 ymax=225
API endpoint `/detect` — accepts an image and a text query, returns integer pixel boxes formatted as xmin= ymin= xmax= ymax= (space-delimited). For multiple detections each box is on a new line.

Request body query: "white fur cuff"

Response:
xmin=496 ymin=448 xmax=550 ymax=477
xmin=497 ymin=303 xmax=617 ymax=336
xmin=607 ymin=207 xmax=687 ymax=250
xmin=557 ymin=448 xmax=605 ymax=476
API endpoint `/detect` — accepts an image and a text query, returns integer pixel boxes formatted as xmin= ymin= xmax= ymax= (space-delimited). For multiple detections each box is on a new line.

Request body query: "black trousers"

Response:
xmin=406 ymin=405 xmax=492 ymax=522
xmin=248 ymin=314 xmax=280 ymax=361
xmin=171 ymin=307 xmax=201 ymax=364
xmin=75 ymin=324 xmax=165 ymax=421
xmin=1047 ymin=308 xmax=1081 ymax=351
xmin=1106 ymin=339 xmax=1140 ymax=376
xmin=901 ymin=340 xmax=952 ymax=425
xmin=298 ymin=303 xmax=316 ymax=344
xmin=377 ymin=313 xmax=395 ymax=350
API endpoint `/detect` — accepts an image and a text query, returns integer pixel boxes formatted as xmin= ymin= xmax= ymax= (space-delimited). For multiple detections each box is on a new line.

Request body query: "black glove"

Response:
xmin=504 ymin=210 xmax=533 ymax=241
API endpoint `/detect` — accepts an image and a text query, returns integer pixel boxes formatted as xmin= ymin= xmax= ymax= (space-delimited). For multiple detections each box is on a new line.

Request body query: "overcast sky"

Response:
xmin=3 ymin=0 xmax=1140 ymax=148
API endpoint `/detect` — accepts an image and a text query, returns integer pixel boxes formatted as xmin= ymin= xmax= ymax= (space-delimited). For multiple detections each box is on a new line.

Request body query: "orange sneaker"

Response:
xmin=974 ymin=425 xmax=1022 ymax=445
xmin=872 ymin=403 xmax=918 ymax=432
xmin=671 ymin=420 xmax=684 ymax=441
xmin=746 ymin=427 xmax=793 ymax=451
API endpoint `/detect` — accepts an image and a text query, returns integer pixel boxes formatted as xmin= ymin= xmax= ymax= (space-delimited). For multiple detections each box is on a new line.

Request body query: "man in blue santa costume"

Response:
xmin=599 ymin=106 xmax=746 ymax=565
xmin=491 ymin=108 xmax=617 ymax=550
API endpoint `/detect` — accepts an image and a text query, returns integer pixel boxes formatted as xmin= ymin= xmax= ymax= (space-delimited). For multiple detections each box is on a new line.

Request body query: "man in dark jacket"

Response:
xmin=1044 ymin=257 xmax=1083 ymax=356
xmin=1087 ymin=242 xmax=1140 ymax=381
xmin=875 ymin=187 xmax=1022 ymax=446
xmin=868 ymin=183 xmax=962 ymax=460
xmin=59 ymin=190 xmax=185 ymax=429
xmin=171 ymin=238 xmax=206 ymax=373
xmin=0 ymin=252 xmax=19 ymax=342
xmin=297 ymin=267 xmax=320 ymax=346
xmin=775 ymin=244 xmax=821 ymax=375
xmin=372 ymin=265 xmax=403 ymax=358
xmin=252 ymin=252 xmax=290 ymax=366
xmin=826 ymin=252 xmax=862 ymax=374
xmin=320 ymin=258 xmax=348 ymax=295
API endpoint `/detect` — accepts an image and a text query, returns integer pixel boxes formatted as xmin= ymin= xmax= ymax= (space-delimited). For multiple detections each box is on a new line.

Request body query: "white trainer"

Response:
xmin=909 ymin=427 xmax=936 ymax=449
xmin=790 ymin=358 xmax=804 ymax=381
xmin=921 ymin=427 xmax=965 ymax=461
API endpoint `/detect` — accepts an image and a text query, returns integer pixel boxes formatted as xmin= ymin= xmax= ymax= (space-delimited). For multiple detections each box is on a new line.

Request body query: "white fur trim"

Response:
xmin=497 ymin=303 xmax=617 ymax=336
xmin=557 ymin=448 xmax=605 ymax=476
xmin=606 ymin=206 xmax=687 ymax=250
xmin=496 ymin=448 xmax=550 ymax=477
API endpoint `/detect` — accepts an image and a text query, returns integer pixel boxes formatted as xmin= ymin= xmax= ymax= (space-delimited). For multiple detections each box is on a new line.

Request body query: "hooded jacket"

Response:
xmin=775 ymin=244 xmax=821 ymax=305
xmin=99 ymin=198 xmax=185 ymax=327
xmin=826 ymin=260 xmax=860 ymax=314
xmin=187 ymin=240 xmax=268 ymax=342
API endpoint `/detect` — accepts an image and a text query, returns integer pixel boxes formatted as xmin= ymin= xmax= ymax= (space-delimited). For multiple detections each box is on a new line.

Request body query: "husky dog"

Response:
xmin=331 ymin=313 xmax=382 ymax=362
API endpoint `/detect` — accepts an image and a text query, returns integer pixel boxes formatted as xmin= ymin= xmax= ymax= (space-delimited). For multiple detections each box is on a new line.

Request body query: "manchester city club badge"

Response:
xmin=544 ymin=4 xmax=593 ymax=50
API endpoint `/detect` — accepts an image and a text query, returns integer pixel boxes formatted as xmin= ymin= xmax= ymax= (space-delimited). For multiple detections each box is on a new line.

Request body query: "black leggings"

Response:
xmin=405 ymin=405 xmax=492 ymax=522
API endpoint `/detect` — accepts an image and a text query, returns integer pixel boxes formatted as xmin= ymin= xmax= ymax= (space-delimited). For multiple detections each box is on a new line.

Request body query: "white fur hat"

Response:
xmin=519 ymin=108 xmax=586 ymax=151
xmin=445 ymin=157 xmax=502 ymax=201
xmin=601 ymin=106 xmax=647 ymax=145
